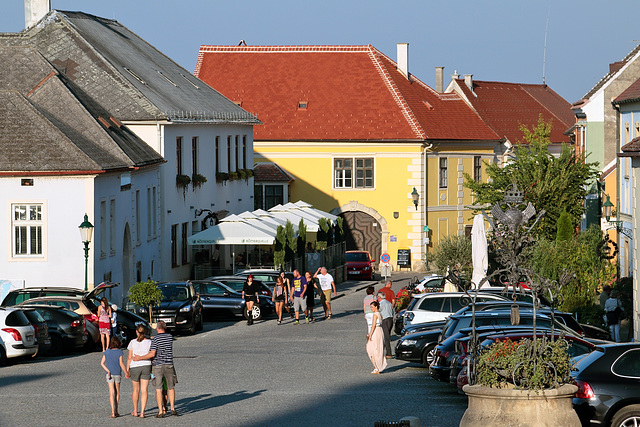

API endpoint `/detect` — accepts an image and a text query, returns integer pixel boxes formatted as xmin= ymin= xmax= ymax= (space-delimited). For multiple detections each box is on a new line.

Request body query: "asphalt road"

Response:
xmin=0 ymin=276 xmax=468 ymax=426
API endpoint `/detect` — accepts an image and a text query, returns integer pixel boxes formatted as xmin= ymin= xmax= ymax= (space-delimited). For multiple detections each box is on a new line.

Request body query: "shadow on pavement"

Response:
xmin=177 ymin=390 xmax=267 ymax=414
xmin=0 ymin=373 xmax=58 ymax=388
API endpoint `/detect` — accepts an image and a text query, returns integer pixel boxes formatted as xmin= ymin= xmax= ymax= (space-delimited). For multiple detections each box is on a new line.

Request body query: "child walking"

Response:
xmin=100 ymin=336 xmax=129 ymax=418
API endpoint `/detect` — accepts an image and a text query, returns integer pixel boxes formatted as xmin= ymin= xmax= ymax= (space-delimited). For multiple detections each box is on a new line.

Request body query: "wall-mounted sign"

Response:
xmin=390 ymin=235 xmax=397 ymax=242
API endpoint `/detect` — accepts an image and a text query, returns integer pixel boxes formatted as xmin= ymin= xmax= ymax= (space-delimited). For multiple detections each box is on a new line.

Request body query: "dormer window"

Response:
xmin=123 ymin=67 xmax=146 ymax=85
xmin=298 ymin=101 xmax=308 ymax=109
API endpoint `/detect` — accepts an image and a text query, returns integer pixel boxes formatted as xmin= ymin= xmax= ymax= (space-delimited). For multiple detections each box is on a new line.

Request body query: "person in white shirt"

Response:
xmin=314 ymin=266 xmax=336 ymax=319
xmin=605 ymin=290 xmax=623 ymax=342
xmin=126 ymin=325 xmax=152 ymax=418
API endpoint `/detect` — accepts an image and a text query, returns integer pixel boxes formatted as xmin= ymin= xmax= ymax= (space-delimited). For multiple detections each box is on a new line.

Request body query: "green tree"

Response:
xmin=284 ymin=220 xmax=296 ymax=265
xmin=128 ymin=280 xmax=163 ymax=324
xmin=274 ymin=225 xmax=286 ymax=269
xmin=317 ymin=218 xmax=328 ymax=250
xmin=428 ymin=234 xmax=472 ymax=279
xmin=464 ymin=116 xmax=599 ymax=239
xmin=556 ymin=210 xmax=573 ymax=242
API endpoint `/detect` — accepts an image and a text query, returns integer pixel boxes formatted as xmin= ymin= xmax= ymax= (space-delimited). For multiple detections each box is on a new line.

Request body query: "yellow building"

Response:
xmin=196 ymin=44 xmax=519 ymax=270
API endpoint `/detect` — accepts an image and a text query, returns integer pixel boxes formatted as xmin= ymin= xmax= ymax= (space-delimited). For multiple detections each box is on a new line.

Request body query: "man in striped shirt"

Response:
xmin=133 ymin=320 xmax=177 ymax=417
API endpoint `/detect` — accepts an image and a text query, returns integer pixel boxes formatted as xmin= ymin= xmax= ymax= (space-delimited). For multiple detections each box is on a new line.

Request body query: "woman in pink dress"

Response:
xmin=366 ymin=301 xmax=387 ymax=374
xmin=98 ymin=297 xmax=112 ymax=352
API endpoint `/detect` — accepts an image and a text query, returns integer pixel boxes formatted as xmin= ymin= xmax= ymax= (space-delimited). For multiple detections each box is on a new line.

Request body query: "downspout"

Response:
xmin=423 ymin=142 xmax=433 ymax=268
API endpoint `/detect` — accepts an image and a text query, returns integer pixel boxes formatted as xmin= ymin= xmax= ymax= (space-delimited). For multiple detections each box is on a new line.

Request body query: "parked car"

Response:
xmin=403 ymin=292 xmax=508 ymax=327
xmin=213 ymin=275 xmax=273 ymax=297
xmin=22 ymin=296 xmax=100 ymax=347
xmin=144 ymin=282 xmax=203 ymax=335
xmin=2 ymin=287 xmax=86 ymax=306
xmin=18 ymin=304 xmax=87 ymax=355
xmin=572 ymin=343 xmax=640 ymax=427
xmin=16 ymin=308 xmax=51 ymax=356
xmin=413 ymin=275 xmax=444 ymax=293
xmin=18 ymin=283 xmax=148 ymax=346
xmin=0 ymin=307 xmax=37 ymax=365
xmin=345 ymin=250 xmax=374 ymax=280
xmin=192 ymin=280 xmax=274 ymax=321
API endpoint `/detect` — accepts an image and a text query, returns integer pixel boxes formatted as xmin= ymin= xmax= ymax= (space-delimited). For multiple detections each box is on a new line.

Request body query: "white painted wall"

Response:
xmin=125 ymin=122 xmax=255 ymax=281
xmin=0 ymin=175 xmax=93 ymax=289
xmin=93 ymin=166 xmax=161 ymax=305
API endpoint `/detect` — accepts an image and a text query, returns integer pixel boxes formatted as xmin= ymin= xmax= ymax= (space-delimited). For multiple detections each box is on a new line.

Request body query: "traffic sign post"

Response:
xmin=380 ymin=253 xmax=391 ymax=281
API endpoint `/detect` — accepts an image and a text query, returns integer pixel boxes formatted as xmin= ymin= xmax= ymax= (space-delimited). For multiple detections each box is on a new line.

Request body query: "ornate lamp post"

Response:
xmin=411 ymin=187 xmax=419 ymax=210
xmin=78 ymin=213 xmax=94 ymax=291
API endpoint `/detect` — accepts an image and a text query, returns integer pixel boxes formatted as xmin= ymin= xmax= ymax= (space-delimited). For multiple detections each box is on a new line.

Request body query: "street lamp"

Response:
xmin=411 ymin=187 xmax=419 ymax=210
xmin=78 ymin=213 xmax=94 ymax=291
xmin=602 ymin=195 xmax=614 ymax=222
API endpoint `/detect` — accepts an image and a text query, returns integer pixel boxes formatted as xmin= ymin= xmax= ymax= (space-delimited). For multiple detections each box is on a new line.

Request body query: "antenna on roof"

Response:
xmin=238 ymin=40 xmax=247 ymax=46
xmin=542 ymin=6 xmax=551 ymax=85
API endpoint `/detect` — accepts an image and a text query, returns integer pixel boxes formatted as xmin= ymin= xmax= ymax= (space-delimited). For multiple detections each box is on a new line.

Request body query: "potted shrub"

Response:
xmin=128 ymin=280 xmax=163 ymax=326
xmin=191 ymin=173 xmax=207 ymax=189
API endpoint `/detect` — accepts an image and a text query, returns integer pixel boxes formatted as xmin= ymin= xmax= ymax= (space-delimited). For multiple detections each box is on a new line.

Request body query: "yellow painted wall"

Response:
xmin=255 ymin=140 xmax=497 ymax=270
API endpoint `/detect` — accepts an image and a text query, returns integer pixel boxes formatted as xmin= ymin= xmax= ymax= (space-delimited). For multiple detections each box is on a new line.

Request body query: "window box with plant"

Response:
xmin=192 ymin=173 xmax=207 ymax=189
xmin=176 ymin=174 xmax=191 ymax=198
xmin=228 ymin=171 xmax=239 ymax=181
xmin=216 ymin=172 xmax=229 ymax=184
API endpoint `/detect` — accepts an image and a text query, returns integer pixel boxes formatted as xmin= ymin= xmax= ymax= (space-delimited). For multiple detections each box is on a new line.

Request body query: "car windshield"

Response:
xmin=346 ymin=253 xmax=369 ymax=262
xmin=160 ymin=285 xmax=190 ymax=302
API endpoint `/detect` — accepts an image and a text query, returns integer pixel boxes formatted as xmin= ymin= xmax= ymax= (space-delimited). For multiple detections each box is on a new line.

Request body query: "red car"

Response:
xmin=345 ymin=251 xmax=374 ymax=280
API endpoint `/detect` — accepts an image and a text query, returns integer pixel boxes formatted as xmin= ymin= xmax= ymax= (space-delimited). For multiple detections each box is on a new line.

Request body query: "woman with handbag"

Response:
xmin=605 ymin=290 xmax=623 ymax=342
xmin=366 ymin=301 xmax=387 ymax=374
xmin=242 ymin=274 xmax=260 ymax=326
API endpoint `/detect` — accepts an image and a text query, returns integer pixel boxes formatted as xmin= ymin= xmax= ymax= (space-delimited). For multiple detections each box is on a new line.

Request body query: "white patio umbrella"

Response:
xmin=292 ymin=200 xmax=338 ymax=223
xmin=187 ymin=215 xmax=275 ymax=273
xmin=471 ymin=214 xmax=489 ymax=289
xmin=268 ymin=204 xmax=321 ymax=232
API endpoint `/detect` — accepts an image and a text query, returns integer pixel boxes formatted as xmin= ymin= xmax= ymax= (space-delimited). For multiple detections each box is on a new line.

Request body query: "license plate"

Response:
xmin=26 ymin=334 xmax=34 ymax=341
xmin=82 ymin=335 xmax=87 ymax=341
xmin=159 ymin=318 xmax=172 ymax=323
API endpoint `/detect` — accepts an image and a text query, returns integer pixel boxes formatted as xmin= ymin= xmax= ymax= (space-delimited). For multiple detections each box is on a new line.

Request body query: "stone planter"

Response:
xmin=460 ymin=384 xmax=580 ymax=427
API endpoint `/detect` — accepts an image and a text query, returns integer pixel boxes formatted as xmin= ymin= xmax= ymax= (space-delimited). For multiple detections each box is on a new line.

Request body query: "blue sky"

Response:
xmin=2 ymin=1 xmax=639 ymax=103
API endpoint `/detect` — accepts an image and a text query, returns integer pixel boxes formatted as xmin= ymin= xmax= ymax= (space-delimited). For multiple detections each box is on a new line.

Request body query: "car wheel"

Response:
xmin=186 ymin=316 xmax=196 ymax=335
xmin=422 ymin=343 xmax=436 ymax=367
xmin=114 ymin=325 xmax=129 ymax=347
xmin=48 ymin=334 xmax=63 ymax=357
xmin=611 ymin=405 xmax=640 ymax=427
xmin=244 ymin=305 xmax=263 ymax=321
xmin=0 ymin=346 xmax=6 ymax=366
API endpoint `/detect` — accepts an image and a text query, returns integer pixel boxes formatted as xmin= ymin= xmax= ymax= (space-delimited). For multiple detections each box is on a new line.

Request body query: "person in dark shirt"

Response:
xmin=304 ymin=271 xmax=318 ymax=322
xmin=290 ymin=269 xmax=308 ymax=325
xmin=242 ymin=274 xmax=260 ymax=325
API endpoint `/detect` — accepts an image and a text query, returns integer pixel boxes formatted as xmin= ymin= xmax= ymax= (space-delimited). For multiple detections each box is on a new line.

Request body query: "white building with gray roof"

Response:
xmin=2 ymin=4 xmax=260 ymax=290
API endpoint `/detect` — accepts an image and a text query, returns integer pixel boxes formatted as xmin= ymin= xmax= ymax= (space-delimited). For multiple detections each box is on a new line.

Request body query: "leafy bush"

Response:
xmin=128 ymin=280 xmax=163 ymax=324
xmin=427 ymin=234 xmax=472 ymax=280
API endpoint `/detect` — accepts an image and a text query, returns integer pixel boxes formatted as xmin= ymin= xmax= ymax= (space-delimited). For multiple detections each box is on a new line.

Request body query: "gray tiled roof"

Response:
xmin=17 ymin=11 xmax=260 ymax=124
xmin=0 ymin=46 xmax=163 ymax=172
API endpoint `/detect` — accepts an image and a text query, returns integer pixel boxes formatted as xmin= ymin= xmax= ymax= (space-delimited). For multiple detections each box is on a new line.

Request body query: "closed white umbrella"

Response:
xmin=471 ymin=214 xmax=488 ymax=289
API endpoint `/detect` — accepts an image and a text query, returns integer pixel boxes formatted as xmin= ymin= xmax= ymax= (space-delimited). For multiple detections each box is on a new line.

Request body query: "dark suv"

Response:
xmin=146 ymin=282 xmax=203 ymax=335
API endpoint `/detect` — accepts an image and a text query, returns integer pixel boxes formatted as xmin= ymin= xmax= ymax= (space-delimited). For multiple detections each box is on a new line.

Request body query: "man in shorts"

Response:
xmin=290 ymin=269 xmax=308 ymax=325
xmin=314 ymin=266 xmax=336 ymax=319
xmin=133 ymin=321 xmax=178 ymax=418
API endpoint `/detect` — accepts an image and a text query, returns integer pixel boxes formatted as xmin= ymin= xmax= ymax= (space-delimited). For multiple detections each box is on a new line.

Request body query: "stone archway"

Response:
xmin=331 ymin=201 xmax=388 ymax=267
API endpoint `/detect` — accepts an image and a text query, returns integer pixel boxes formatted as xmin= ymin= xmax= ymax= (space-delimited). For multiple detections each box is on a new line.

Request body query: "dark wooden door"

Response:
xmin=340 ymin=211 xmax=382 ymax=268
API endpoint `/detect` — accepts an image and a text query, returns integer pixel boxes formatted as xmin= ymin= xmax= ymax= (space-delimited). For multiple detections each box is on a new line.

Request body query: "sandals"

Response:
xmin=171 ymin=410 xmax=180 ymax=416
xmin=371 ymin=369 xmax=380 ymax=374
xmin=155 ymin=412 xmax=165 ymax=418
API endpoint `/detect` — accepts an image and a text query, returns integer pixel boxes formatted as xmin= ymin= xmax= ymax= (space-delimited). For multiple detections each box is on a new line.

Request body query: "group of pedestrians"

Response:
xmin=364 ymin=281 xmax=395 ymax=374
xmin=257 ymin=267 xmax=337 ymax=326
xmin=99 ymin=320 xmax=178 ymax=419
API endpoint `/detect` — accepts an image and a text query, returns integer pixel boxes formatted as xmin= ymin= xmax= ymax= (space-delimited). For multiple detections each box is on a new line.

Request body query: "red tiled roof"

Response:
xmin=195 ymin=45 xmax=499 ymax=142
xmin=253 ymin=163 xmax=293 ymax=182
xmin=452 ymin=79 xmax=573 ymax=145
xmin=614 ymin=77 xmax=640 ymax=104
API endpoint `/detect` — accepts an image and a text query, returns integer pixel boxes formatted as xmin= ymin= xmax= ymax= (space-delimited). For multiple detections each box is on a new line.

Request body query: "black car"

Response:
xmin=145 ymin=282 xmax=203 ymax=334
xmin=19 ymin=304 xmax=87 ymax=355
xmin=396 ymin=310 xmax=579 ymax=368
xmin=572 ymin=343 xmax=640 ymax=426
xmin=17 ymin=308 xmax=51 ymax=356
xmin=192 ymin=280 xmax=274 ymax=321
xmin=210 ymin=275 xmax=273 ymax=297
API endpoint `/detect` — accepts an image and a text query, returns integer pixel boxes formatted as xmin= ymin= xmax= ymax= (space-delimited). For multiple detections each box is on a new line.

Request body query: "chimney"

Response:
xmin=397 ymin=43 xmax=409 ymax=78
xmin=25 ymin=0 xmax=50 ymax=29
xmin=435 ymin=67 xmax=444 ymax=93
xmin=464 ymin=74 xmax=473 ymax=91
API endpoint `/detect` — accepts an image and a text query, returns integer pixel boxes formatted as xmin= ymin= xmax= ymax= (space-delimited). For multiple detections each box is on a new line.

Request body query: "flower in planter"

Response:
xmin=176 ymin=174 xmax=191 ymax=198
xmin=476 ymin=336 xmax=573 ymax=391
xmin=228 ymin=171 xmax=239 ymax=181
xmin=215 ymin=172 xmax=229 ymax=184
